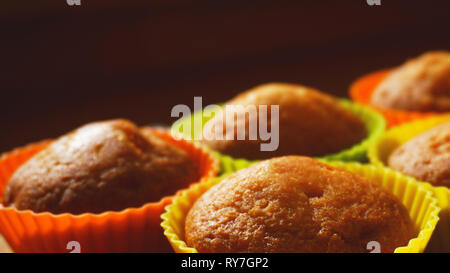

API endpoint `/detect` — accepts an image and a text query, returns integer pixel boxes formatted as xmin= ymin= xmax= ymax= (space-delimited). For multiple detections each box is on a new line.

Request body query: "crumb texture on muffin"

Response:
xmin=201 ymin=83 xmax=367 ymax=160
xmin=371 ymin=51 xmax=450 ymax=111
xmin=185 ymin=156 xmax=415 ymax=253
xmin=3 ymin=119 xmax=200 ymax=214
xmin=388 ymin=121 xmax=450 ymax=187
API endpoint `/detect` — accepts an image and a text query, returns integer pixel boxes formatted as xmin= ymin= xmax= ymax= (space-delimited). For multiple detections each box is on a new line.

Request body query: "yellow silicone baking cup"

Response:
xmin=161 ymin=161 xmax=440 ymax=253
xmin=171 ymin=99 xmax=386 ymax=174
xmin=368 ymin=114 xmax=450 ymax=252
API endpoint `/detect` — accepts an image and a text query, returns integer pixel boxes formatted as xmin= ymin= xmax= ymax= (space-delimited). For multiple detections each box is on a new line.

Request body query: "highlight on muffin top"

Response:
xmin=370 ymin=51 xmax=450 ymax=112
xmin=201 ymin=83 xmax=367 ymax=160
xmin=185 ymin=156 xmax=415 ymax=253
xmin=2 ymin=119 xmax=201 ymax=214
xmin=388 ymin=121 xmax=450 ymax=188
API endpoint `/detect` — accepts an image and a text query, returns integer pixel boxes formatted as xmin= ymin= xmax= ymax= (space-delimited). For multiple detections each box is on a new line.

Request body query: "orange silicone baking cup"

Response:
xmin=349 ymin=69 xmax=438 ymax=128
xmin=0 ymin=130 xmax=218 ymax=253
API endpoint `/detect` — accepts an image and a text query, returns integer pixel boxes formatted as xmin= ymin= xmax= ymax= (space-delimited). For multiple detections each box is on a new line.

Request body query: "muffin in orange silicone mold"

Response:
xmin=350 ymin=51 xmax=450 ymax=128
xmin=0 ymin=119 xmax=218 ymax=252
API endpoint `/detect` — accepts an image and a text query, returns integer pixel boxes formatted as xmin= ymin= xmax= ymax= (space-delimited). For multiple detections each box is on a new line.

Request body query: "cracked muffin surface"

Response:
xmin=201 ymin=83 xmax=367 ymax=160
xmin=388 ymin=121 xmax=450 ymax=187
xmin=371 ymin=51 xmax=450 ymax=111
xmin=2 ymin=119 xmax=200 ymax=214
xmin=185 ymin=156 xmax=415 ymax=253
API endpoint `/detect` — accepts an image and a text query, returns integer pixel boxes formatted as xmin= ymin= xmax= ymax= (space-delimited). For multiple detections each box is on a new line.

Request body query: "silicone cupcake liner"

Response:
xmin=368 ymin=114 xmax=450 ymax=252
xmin=0 ymin=130 xmax=218 ymax=253
xmin=320 ymin=100 xmax=385 ymax=162
xmin=426 ymin=187 xmax=450 ymax=252
xmin=171 ymin=99 xmax=385 ymax=173
xmin=349 ymin=69 xmax=440 ymax=128
xmin=161 ymin=161 xmax=440 ymax=253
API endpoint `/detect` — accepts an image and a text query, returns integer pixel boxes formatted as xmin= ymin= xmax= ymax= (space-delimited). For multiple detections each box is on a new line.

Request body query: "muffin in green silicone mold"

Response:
xmin=172 ymin=82 xmax=385 ymax=174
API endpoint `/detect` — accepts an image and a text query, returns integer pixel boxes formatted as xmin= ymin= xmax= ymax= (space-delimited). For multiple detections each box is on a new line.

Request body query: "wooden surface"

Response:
xmin=0 ymin=0 xmax=449 ymax=252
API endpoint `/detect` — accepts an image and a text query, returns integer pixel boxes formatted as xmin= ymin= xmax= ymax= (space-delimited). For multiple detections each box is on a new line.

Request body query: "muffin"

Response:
xmin=388 ymin=121 xmax=450 ymax=187
xmin=201 ymin=83 xmax=367 ymax=160
xmin=371 ymin=51 xmax=450 ymax=112
xmin=185 ymin=156 xmax=415 ymax=253
xmin=3 ymin=119 xmax=201 ymax=214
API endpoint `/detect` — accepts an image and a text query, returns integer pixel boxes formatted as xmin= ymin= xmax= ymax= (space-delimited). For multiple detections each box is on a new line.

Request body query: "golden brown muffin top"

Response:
xmin=371 ymin=51 xmax=450 ymax=111
xmin=201 ymin=83 xmax=366 ymax=160
xmin=3 ymin=119 xmax=200 ymax=214
xmin=388 ymin=121 xmax=450 ymax=187
xmin=185 ymin=156 xmax=414 ymax=253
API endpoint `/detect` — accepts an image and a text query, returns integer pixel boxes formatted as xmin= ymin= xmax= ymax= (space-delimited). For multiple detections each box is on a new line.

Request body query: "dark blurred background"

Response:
xmin=1 ymin=0 xmax=449 ymax=152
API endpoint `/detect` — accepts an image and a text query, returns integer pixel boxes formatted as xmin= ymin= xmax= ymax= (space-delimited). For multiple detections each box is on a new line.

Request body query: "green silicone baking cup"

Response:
xmin=171 ymin=99 xmax=386 ymax=174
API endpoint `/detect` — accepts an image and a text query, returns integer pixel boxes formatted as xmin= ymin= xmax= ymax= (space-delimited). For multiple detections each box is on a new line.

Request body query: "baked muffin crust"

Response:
xmin=185 ymin=156 xmax=414 ymax=253
xmin=388 ymin=121 xmax=450 ymax=187
xmin=201 ymin=83 xmax=367 ymax=160
xmin=371 ymin=51 xmax=450 ymax=111
xmin=3 ymin=119 xmax=200 ymax=214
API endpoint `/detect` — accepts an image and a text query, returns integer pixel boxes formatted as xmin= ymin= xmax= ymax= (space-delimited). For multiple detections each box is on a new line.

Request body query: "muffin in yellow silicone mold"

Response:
xmin=163 ymin=160 xmax=440 ymax=253
xmin=388 ymin=121 xmax=450 ymax=188
xmin=161 ymin=156 xmax=442 ymax=253
xmin=368 ymin=114 xmax=450 ymax=252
